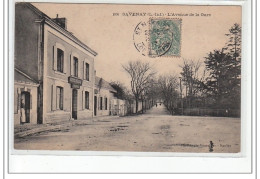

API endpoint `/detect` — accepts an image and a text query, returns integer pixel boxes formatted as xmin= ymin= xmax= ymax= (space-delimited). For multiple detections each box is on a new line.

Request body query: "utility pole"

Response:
xmin=179 ymin=77 xmax=183 ymax=115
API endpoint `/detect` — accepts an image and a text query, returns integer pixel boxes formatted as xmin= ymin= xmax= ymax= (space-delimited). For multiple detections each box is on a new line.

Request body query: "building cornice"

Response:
xmin=14 ymin=81 xmax=39 ymax=87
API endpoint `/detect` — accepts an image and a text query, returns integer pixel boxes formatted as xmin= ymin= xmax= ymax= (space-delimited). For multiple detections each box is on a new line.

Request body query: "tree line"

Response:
xmin=112 ymin=23 xmax=241 ymax=117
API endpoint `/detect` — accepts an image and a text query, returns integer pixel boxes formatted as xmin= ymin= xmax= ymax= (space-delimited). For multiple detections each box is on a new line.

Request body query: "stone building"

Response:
xmin=94 ymin=76 xmax=117 ymax=117
xmin=14 ymin=3 xmax=97 ymax=124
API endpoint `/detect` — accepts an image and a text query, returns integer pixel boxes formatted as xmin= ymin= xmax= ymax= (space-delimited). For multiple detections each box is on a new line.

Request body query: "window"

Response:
xmin=85 ymin=63 xmax=90 ymax=81
xmin=85 ymin=91 xmax=89 ymax=109
xmin=100 ymin=97 xmax=103 ymax=110
xmin=56 ymin=86 xmax=63 ymax=110
xmin=105 ymin=97 xmax=108 ymax=110
xmin=73 ymin=57 xmax=78 ymax=77
xmin=53 ymin=44 xmax=66 ymax=73
xmin=57 ymin=48 xmax=64 ymax=73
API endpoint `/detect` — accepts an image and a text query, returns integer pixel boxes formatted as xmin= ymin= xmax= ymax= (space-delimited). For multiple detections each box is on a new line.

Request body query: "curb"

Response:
xmin=14 ymin=115 xmax=123 ymax=138
xmin=15 ymin=123 xmax=72 ymax=138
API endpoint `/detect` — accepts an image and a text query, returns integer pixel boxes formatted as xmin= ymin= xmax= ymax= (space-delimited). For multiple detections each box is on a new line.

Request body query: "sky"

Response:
xmin=32 ymin=3 xmax=241 ymax=88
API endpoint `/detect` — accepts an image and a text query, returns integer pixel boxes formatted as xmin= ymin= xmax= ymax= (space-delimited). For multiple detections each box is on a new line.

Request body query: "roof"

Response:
xmin=95 ymin=76 xmax=117 ymax=93
xmin=14 ymin=68 xmax=39 ymax=85
xmin=20 ymin=2 xmax=98 ymax=56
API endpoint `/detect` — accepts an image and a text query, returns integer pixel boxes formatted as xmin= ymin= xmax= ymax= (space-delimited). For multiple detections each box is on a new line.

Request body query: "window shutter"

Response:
xmin=17 ymin=93 xmax=21 ymax=111
xmin=63 ymin=52 xmax=67 ymax=74
xmin=86 ymin=63 xmax=90 ymax=81
xmin=101 ymin=97 xmax=103 ymax=110
xmin=105 ymin=98 xmax=108 ymax=110
xmin=82 ymin=91 xmax=84 ymax=110
xmin=82 ymin=61 xmax=85 ymax=80
xmin=103 ymin=98 xmax=105 ymax=110
xmin=60 ymin=88 xmax=63 ymax=110
xmin=30 ymin=94 xmax=32 ymax=109
xmin=70 ymin=55 xmax=73 ymax=76
xmin=51 ymin=85 xmax=56 ymax=111
xmin=103 ymin=97 xmax=105 ymax=110
xmin=98 ymin=97 xmax=99 ymax=110
xmin=99 ymin=97 xmax=100 ymax=110
xmin=100 ymin=97 xmax=102 ymax=110
xmin=87 ymin=92 xmax=89 ymax=109
xmin=53 ymin=45 xmax=57 ymax=71
xmin=14 ymin=90 xmax=18 ymax=114
xmin=79 ymin=60 xmax=82 ymax=79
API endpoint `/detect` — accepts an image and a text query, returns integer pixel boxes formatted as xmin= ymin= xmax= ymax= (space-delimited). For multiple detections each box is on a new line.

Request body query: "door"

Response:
xmin=20 ymin=92 xmax=30 ymax=123
xmin=72 ymin=89 xmax=78 ymax=119
xmin=94 ymin=96 xmax=97 ymax=116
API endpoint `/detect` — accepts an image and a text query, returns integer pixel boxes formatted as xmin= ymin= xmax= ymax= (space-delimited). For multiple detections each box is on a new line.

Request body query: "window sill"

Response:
xmin=49 ymin=110 xmax=70 ymax=114
xmin=54 ymin=70 xmax=66 ymax=76
xmin=71 ymin=75 xmax=81 ymax=79
xmin=50 ymin=110 xmax=68 ymax=113
xmin=82 ymin=78 xmax=90 ymax=82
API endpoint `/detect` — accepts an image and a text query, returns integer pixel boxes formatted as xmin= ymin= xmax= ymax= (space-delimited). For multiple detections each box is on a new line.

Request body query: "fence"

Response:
xmin=175 ymin=108 xmax=240 ymax=117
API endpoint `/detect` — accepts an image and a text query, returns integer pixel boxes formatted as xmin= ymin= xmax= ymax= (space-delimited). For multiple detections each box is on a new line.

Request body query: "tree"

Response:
xmin=110 ymin=81 xmax=127 ymax=100
xmin=122 ymin=61 xmax=156 ymax=113
xmin=204 ymin=50 xmax=233 ymax=108
xmin=144 ymin=77 xmax=160 ymax=109
xmin=224 ymin=23 xmax=241 ymax=63
xmin=158 ymin=74 xmax=179 ymax=114
xmin=139 ymin=77 xmax=159 ymax=113
xmin=204 ymin=24 xmax=241 ymax=109
xmin=110 ymin=81 xmax=134 ymax=102
xmin=224 ymin=23 xmax=241 ymax=109
xmin=179 ymin=59 xmax=204 ymax=108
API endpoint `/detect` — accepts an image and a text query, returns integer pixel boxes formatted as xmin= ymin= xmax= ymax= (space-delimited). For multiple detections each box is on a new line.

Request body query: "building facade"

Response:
xmin=15 ymin=3 xmax=97 ymax=124
xmin=14 ymin=68 xmax=39 ymax=125
xmin=94 ymin=77 xmax=117 ymax=117
xmin=110 ymin=99 xmax=127 ymax=116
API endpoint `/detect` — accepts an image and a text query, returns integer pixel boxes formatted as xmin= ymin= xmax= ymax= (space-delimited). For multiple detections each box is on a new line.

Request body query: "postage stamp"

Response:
xmin=148 ymin=18 xmax=182 ymax=57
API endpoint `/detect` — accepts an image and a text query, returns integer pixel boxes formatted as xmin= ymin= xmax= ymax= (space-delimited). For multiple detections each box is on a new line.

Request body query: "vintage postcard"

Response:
xmin=13 ymin=2 xmax=242 ymax=153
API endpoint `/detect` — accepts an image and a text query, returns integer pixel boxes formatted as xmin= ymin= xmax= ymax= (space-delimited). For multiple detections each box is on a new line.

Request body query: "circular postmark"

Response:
xmin=133 ymin=21 xmax=149 ymax=56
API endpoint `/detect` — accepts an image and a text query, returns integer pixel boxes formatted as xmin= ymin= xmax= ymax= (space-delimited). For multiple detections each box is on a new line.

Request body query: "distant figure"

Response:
xmin=225 ymin=109 xmax=229 ymax=117
xmin=156 ymin=104 xmax=157 ymax=107
xmin=209 ymin=141 xmax=214 ymax=152
xmin=159 ymin=103 xmax=161 ymax=106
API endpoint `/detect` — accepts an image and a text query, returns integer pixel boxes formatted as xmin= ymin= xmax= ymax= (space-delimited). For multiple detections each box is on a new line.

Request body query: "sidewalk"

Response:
xmin=14 ymin=115 xmax=120 ymax=138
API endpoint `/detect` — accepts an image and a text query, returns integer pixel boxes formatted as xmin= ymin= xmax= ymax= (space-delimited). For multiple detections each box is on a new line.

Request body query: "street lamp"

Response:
xmin=179 ymin=77 xmax=183 ymax=115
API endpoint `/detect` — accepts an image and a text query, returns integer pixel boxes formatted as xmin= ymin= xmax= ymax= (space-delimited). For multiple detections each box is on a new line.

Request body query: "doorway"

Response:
xmin=20 ymin=91 xmax=30 ymax=124
xmin=94 ymin=96 xmax=97 ymax=116
xmin=72 ymin=89 xmax=78 ymax=119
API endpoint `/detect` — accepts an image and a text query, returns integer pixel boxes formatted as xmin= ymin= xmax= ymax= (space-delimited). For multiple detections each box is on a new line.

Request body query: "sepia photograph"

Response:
xmin=13 ymin=2 xmax=242 ymax=153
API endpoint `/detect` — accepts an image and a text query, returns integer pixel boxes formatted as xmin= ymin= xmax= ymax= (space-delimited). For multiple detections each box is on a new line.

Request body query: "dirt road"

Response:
xmin=14 ymin=104 xmax=240 ymax=153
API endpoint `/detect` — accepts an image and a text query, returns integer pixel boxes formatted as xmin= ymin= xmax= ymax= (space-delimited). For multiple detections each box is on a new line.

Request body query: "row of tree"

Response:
xmin=179 ymin=23 xmax=241 ymax=110
xmin=113 ymin=23 xmax=241 ymax=116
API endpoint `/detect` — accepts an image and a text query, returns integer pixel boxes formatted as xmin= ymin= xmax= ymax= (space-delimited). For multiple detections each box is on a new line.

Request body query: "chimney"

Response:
xmin=52 ymin=14 xmax=67 ymax=29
